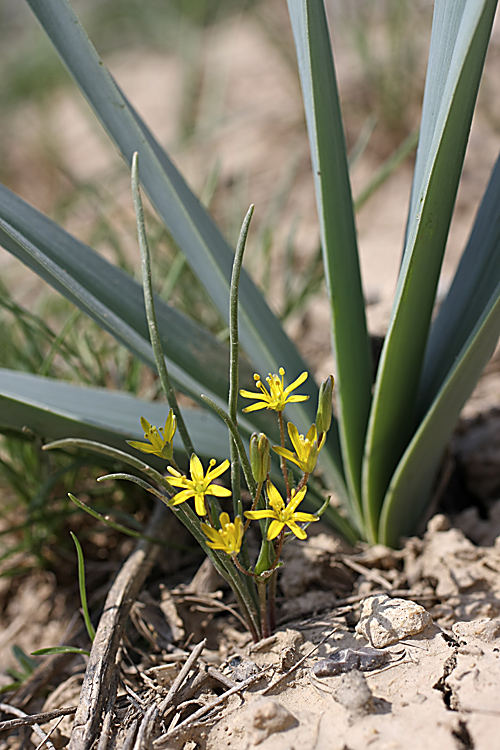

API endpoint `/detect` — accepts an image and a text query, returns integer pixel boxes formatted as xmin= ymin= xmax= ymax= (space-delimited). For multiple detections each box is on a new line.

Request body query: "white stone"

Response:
xmin=355 ymin=594 xmax=432 ymax=648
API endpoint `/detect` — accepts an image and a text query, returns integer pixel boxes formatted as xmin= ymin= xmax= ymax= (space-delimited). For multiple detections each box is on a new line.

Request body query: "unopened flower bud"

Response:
xmin=316 ymin=375 xmax=334 ymax=435
xmin=250 ymin=432 xmax=271 ymax=483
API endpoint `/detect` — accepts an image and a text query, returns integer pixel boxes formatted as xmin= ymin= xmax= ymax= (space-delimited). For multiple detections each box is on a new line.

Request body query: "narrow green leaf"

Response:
xmin=287 ymin=0 xmax=372 ymax=528
xmin=379 ymin=280 xmax=500 ymax=546
xmin=70 ymin=531 xmax=96 ymax=642
xmin=362 ymin=0 xmax=497 ymax=541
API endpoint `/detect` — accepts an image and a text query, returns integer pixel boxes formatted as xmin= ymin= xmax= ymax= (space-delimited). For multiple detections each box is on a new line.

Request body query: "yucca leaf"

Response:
xmin=362 ymin=0 xmax=497 ymax=541
xmin=287 ymin=0 xmax=372 ymax=530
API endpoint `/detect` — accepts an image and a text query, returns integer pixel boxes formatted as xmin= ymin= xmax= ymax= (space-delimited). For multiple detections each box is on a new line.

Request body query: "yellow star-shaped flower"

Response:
xmin=244 ymin=480 xmax=318 ymax=540
xmin=127 ymin=412 xmax=176 ymax=460
xmin=167 ymin=454 xmax=231 ymax=516
xmin=273 ymin=423 xmax=326 ymax=474
xmin=201 ymin=513 xmax=243 ymax=557
xmin=239 ymin=367 xmax=309 ymax=413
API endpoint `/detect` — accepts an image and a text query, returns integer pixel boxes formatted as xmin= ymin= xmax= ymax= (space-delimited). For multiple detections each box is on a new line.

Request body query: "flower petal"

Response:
xmin=189 ymin=454 xmax=204 ymax=482
xmin=285 ymin=521 xmax=307 ymax=540
xmin=206 ymin=459 xmax=230 ymax=481
xmin=283 ymin=371 xmax=308 ymax=394
xmin=267 ymin=519 xmax=285 ymax=540
xmin=239 ymin=389 xmax=269 ymax=400
xmin=242 ymin=402 xmax=268 ymax=413
xmin=266 ymin=481 xmax=285 ymax=512
xmin=244 ymin=509 xmax=275 ymax=521
xmin=194 ymin=494 xmax=207 ymax=516
xmin=168 ymin=489 xmax=194 ymax=506
xmin=292 ymin=512 xmax=318 ymax=523
xmin=206 ymin=485 xmax=232 ymax=497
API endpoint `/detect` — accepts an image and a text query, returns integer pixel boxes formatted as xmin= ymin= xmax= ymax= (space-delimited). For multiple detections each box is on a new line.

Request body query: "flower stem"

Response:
xmin=131 ymin=152 xmax=195 ymax=458
xmin=228 ymin=205 xmax=254 ymax=521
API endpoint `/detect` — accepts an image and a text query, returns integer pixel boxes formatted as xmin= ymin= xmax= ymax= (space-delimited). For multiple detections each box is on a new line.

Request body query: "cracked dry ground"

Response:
xmin=3 ymin=509 xmax=500 ymax=749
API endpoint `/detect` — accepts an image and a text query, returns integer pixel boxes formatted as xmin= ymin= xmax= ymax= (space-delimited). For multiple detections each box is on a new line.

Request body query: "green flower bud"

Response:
xmin=250 ymin=432 xmax=271 ymax=483
xmin=315 ymin=375 xmax=334 ymax=435
xmin=254 ymin=538 xmax=275 ymax=576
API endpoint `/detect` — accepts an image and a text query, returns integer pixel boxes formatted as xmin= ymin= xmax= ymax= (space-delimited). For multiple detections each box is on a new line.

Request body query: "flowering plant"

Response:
xmin=1 ymin=0 xmax=499 ymax=553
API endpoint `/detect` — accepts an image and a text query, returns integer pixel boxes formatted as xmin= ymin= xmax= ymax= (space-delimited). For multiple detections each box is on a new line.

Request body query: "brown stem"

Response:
xmin=297 ymin=472 xmax=309 ymax=491
xmin=267 ymin=570 xmax=277 ymax=634
xmin=243 ymin=481 xmax=263 ymax=535
xmin=257 ymin=580 xmax=270 ymax=639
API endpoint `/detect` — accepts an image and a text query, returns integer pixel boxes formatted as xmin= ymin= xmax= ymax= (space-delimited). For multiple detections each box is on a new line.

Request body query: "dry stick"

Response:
xmin=0 ymin=703 xmax=57 ymax=750
xmin=133 ymin=704 xmax=159 ymax=750
xmin=0 ymin=706 xmax=77 ymax=733
xmin=34 ymin=716 xmax=66 ymax=750
xmin=96 ymin=668 xmax=119 ymax=750
xmin=157 ymin=639 xmax=206 ymax=716
xmin=341 ymin=556 xmax=393 ymax=590
xmin=68 ymin=500 xmax=170 ymax=750
xmin=154 ymin=666 xmax=272 ymax=747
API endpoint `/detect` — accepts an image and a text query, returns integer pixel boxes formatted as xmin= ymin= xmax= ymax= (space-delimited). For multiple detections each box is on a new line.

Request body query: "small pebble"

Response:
xmin=356 ymin=593 xmax=432 ymax=647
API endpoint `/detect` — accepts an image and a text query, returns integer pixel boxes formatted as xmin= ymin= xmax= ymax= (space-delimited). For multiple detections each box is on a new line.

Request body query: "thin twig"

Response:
xmin=0 ymin=703 xmax=57 ymax=750
xmin=260 ymin=628 xmax=337 ymax=695
xmin=154 ymin=666 xmax=272 ymax=746
xmin=157 ymin=639 xmax=206 ymax=715
xmin=0 ymin=706 xmax=77 ymax=732
xmin=341 ymin=556 xmax=393 ymax=590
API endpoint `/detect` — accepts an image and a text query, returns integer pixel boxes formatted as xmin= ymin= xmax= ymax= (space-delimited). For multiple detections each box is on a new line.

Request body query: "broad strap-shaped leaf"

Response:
xmin=0 ymin=368 xmax=229 ymax=465
xmin=0 ymin=187 xmax=234 ymax=406
xmin=287 ymin=0 xmax=372 ymax=530
xmin=378 ymin=279 xmax=500 ymax=546
xmin=407 ymin=0 xmax=468 ymax=233
xmin=24 ymin=0 xmax=318 ymax=415
xmin=362 ymin=0 xmax=497 ymax=542
xmin=23 ymin=0 xmax=348 ymax=499
xmin=418 ymin=150 xmax=500 ymax=413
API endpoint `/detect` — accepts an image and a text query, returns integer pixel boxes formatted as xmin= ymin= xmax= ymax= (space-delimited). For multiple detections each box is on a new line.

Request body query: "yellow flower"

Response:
xmin=127 ymin=412 xmax=176 ymax=460
xmin=167 ymin=454 xmax=231 ymax=516
xmin=273 ymin=423 xmax=326 ymax=474
xmin=201 ymin=512 xmax=243 ymax=556
xmin=244 ymin=480 xmax=318 ymax=540
xmin=240 ymin=367 xmax=309 ymax=413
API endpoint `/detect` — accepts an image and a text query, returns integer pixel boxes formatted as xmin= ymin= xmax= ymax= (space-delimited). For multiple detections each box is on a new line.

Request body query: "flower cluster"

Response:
xmin=128 ymin=367 xmax=333 ymax=638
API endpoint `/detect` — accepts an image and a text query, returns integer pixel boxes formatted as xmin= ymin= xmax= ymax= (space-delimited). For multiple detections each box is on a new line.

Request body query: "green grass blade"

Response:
xmin=287 ymin=0 xmax=372 ymax=526
xmin=379 ymin=281 xmax=500 ymax=547
xmin=419 ymin=150 xmax=500 ymax=412
xmin=0 ymin=369 xmax=230 ymax=463
xmin=362 ymin=0 xmax=497 ymax=541
xmin=70 ymin=531 xmax=96 ymax=642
